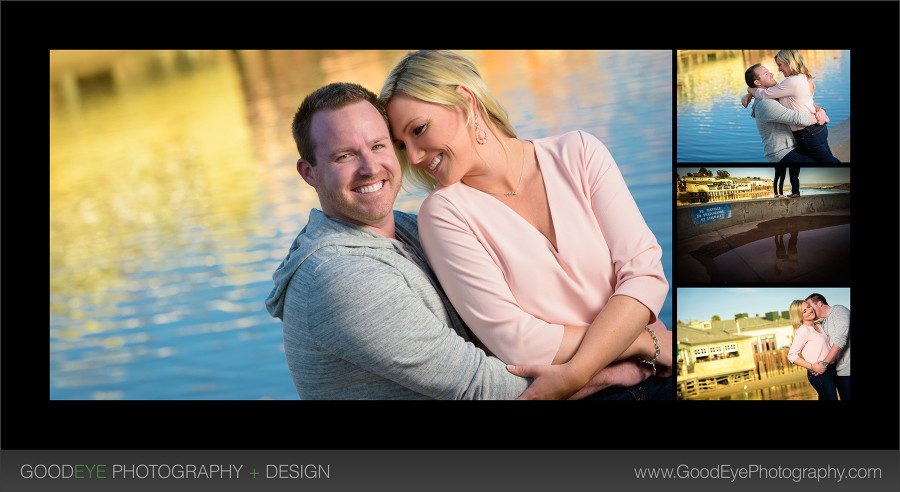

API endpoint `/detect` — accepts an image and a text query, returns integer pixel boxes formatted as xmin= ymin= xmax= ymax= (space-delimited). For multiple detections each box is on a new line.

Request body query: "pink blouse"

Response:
xmin=418 ymin=131 xmax=668 ymax=365
xmin=753 ymin=74 xmax=816 ymax=131
xmin=787 ymin=324 xmax=831 ymax=366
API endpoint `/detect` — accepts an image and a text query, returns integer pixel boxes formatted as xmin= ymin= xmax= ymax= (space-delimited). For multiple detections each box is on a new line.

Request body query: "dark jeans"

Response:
xmin=779 ymin=149 xmax=817 ymax=163
xmin=792 ymin=123 xmax=841 ymax=163
xmin=773 ymin=167 xmax=786 ymax=194
xmin=807 ymin=367 xmax=839 ymax=400
xmin=836 ymin=375 xmax=851 ymax=400
xmin=788 ymin=166 xmax=800 ymax=195
xmin=582 ymin=375 xmax=673 ymax=400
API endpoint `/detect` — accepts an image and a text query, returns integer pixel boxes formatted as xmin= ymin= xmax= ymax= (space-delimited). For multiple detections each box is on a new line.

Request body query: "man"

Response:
xmin=265 ymin=82 xmax=662 ymax=399
xmin=805 ymin=293 xmax=850 ymax=400
xmin=742 ymin=64 xmax=828 ymax=197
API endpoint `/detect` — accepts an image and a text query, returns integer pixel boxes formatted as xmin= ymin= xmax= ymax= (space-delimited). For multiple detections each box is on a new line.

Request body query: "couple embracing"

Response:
xmin=265 ymin=50 xmax=672 ymax=400
xmin=787 ymin=293 xmax=851 ymax=400
xmin=742 ymin=50 xmax=841 ymax=164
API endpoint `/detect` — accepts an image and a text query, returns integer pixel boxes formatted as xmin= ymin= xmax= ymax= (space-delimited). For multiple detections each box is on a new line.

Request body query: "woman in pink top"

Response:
xmin=380 ymin=50 xmax=671 ymax=400
xmin=787 ymin=300 xmax=839 ymax=400
xmin=743 ymin=50 xmax=840 ymax=163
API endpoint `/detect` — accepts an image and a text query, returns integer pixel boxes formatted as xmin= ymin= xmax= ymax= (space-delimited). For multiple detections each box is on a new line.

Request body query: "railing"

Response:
xmin=754 ymin=348 xmax=805 ymax=379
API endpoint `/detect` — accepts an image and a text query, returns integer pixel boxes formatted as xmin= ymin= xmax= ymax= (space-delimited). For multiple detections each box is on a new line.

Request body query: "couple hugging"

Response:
xmin=743 ymin=50 xmax=841 ymax=163
xmin=787 ymin=294 xmax=851 ymax=400
xmin=265 ymin=50 xmax=673 ymax=400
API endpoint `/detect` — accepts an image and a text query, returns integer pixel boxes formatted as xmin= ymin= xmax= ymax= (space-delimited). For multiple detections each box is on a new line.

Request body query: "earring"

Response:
xmin=474 ymin=115 xmax=487 ymax=145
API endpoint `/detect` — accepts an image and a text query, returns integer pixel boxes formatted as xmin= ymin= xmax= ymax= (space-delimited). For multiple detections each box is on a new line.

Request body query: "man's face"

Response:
xmin=299 ymin=100 xmax=402 ymax=234
xmin=754 ymin=66 xmax=777 ymax=88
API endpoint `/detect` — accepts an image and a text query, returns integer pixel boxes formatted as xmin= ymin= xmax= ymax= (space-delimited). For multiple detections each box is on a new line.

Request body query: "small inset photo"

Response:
xmin=676 ymin=287 xmax=850 ymax=400
xmin=676 ymin=167 xmax=850 ymax=285
xmin=677 ymin=50 xmax=849 ymax=163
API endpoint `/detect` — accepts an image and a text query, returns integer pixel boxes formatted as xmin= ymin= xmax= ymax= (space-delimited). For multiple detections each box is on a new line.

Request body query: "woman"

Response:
xmin=745 ymin=50 xmax=840 ymax=163
xmin=380 ymin=50 xmax=671 ymax=400
xmin=787 ymin=300 xmax=839 ymax=400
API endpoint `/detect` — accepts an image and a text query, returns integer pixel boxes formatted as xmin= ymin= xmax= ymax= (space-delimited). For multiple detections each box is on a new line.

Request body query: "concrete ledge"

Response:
xmin=828 ymin=117 xmax=850 ymax=163
xmin=677 ymin=193 xmax=851 ymax=239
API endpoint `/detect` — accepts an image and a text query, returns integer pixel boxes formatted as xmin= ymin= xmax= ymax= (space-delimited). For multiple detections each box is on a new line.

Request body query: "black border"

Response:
xmin=5 ymin=0 xmax=899 ymax=453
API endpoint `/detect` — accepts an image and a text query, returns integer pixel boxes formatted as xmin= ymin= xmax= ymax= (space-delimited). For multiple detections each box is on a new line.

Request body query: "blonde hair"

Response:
xmin=775 ymin=50 xmax=814 ymax=80
xmin=379 ymin=50 xmax=518 ymax=192
xmin=789 ymin=300 xmax=807 ymax=331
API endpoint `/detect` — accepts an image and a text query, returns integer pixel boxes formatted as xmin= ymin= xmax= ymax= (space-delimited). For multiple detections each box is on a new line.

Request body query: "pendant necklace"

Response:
xmin=481 ymin=140 xmax=526 ymax=197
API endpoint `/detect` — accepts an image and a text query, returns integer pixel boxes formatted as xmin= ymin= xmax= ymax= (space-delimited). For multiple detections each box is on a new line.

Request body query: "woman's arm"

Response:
xmin=509 ymin=133 xmax=671 ymax=399
xmin=752 ymin=75 xmax=806 ymax=101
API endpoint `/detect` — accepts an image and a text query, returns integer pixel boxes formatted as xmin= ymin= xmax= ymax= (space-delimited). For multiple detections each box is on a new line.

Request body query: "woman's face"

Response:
xmin=386 ymin=92 xmax=476 ymax=187
xmin=776 ymin=58 xmax=793 ymax=77
xmin=801 ymin=302 xmax=817 ymax=322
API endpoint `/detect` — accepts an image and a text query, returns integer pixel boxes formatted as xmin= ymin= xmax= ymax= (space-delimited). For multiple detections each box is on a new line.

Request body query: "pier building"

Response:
xmin=677 ymin=176 xmax=772 ymax=205
xmin=677 ymin=316 xmax=804 ymax=399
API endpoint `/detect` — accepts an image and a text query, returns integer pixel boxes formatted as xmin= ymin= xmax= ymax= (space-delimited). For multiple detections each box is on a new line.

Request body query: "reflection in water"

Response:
xmin=50 ymin=50 xmax=673 ymax=400
xmin=686 ymin=216 xmax=850 ymax=284
xmin=676 ymin=50 xmax=850 ymax=162
xmin=703 ymin=381 xmax=819 ymax=400
xmin=773 ymin=230 xmax=799 ymax=277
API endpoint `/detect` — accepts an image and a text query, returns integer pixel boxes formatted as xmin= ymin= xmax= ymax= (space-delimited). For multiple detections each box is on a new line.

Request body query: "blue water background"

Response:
xmin=49 ymin=50 xmax=673 ymax=400
xmin=676 ymin=50 xmax=850 ymax=162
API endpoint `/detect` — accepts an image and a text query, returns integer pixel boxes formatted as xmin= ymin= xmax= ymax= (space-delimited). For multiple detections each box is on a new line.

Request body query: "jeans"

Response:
xmin=807 ymin=368 xmax=839 ymax=400
xmin=582 ymin=375 xmax=673 ymax=400
xmin=773 ymin=167 xmax=786 ymax=194
xmin=788 ymin=166 xmax=800 ymax=195
xmin=836 ymin=376 xmax=851 ymax=400
xmin=779 ymin=149 xmax=817 ymax=163
xmin=792 ymin=124 xmax=841 ymax=163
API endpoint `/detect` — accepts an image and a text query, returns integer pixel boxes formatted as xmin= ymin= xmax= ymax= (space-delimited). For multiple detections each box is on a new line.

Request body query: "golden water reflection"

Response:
xmin=676 ymin=49 xmax=845 ymax=105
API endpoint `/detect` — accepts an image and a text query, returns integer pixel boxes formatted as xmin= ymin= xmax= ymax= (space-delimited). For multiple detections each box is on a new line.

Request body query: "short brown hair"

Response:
xmin=291 ymin=82 xmax=385 ymax=165
xmin=805 ymin=293 xmax=828 ymax=305
xmin=744 ymin=63 xmax=762 ymax=88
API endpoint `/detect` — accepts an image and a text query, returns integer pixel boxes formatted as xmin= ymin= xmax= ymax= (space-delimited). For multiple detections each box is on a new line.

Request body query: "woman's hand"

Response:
xmin=741 ymin=93 xmax=753 ymax=108
xmin=507 ymin=363 xmax=588 ymax=400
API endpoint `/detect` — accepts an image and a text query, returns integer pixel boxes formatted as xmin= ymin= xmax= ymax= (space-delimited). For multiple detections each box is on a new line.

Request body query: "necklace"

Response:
xmin=480 ymin=140 xmax=526 ymax=197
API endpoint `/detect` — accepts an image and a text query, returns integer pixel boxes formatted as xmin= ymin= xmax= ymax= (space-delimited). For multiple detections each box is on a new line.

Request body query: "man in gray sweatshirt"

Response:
xmin=806 ymin=293 xmax=850 ymax=400
xmin=265 ymin=82 xmax=656 ymax=399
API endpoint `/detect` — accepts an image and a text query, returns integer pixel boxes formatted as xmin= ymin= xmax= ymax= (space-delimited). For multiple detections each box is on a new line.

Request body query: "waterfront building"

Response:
xmin=677 ymin=316 xmax=802 ymax=398
xmin=676 ymin=176 xmax=773 ymax=205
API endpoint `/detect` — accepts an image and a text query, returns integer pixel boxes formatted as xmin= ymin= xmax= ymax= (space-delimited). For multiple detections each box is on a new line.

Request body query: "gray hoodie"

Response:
xmin=265 ymin=208 xmax=528 ymax=399
xmin=751 ymin=98 xmax=815 ymax=162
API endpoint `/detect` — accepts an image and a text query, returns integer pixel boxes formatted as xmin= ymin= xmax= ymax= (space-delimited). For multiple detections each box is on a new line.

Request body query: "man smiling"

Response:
xmin=265 ymin=82 xmax=653 ymax=399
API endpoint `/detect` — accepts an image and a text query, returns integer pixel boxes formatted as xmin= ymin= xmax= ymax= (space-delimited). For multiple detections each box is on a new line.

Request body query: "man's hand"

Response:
xmin=814 ymin=108 xmax=829 ymax=125
xmin=741 ymin=93 xmax=753 ymax=108
xmin=507 ymin=363 xmax=586 ymax=400
xmin=810 ymin=361 xmax=827 ymax=375
xmin=568 ymin=361 xmax=653 ymax=400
